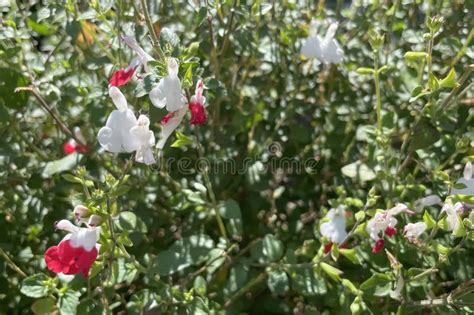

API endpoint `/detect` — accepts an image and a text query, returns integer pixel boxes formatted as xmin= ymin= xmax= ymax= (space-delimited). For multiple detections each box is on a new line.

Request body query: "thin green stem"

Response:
xmin=194 ymin=126 xmax=228 ymax=240
xmin=0 ymin=247 xmax=27 ymax=278
xmin=139 ymin=0 xmax=165 ymax=62
xmin=373 ymin=54 xmax=382 ymax=132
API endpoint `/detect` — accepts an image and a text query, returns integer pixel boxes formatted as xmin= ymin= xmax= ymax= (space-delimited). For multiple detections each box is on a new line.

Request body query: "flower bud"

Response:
xmin=74 ymin=205 xmax=91 ymax=220
xmin=87 ymin=214 xmax=103 ymax=227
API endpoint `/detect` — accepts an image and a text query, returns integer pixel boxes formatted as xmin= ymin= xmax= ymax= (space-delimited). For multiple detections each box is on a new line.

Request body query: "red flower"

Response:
xmin=63 ymin=139 xmax=88 ymax=155
xmin=189 ymin=102 xmax=207 ymax=125
xmin=372 ymin=239 xmax=385 ymax=253
xmin=45 ymin=239 xmax=97 ymax=278
xmin=384 ymin=226 xmax=397 ymax=237
xmin=109 ymin=66 xmax=137 ymax=87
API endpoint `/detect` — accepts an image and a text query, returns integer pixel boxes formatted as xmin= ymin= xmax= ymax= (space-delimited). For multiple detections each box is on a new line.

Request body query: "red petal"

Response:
xmin=44 ymin=246 xmax=63 ymax=273
xmin=189 ymin=102 xmax=207 ymax=125
xmin=109 ymin=67 xmax=136 ymax=87
xmin=76 ymin=143 xmax=89 ymax=154
xmin=63 ymin=142 xmax=76 ymax=155
xmin=384 ymin=226 xmax=397 ymax=237
xmin=160 ymin=111 xmax=175 ymax=125
xmin=372 ymin=239 xmax=385 ymax=253
xmin=76 ymin=247 xmax=97 ymax=270
xmin=323 ymin=242 xmax=333 ymax=254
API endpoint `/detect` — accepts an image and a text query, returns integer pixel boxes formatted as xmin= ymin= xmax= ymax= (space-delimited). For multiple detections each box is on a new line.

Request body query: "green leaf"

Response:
xmin=171 ymin=131 xmax=193 ymax=148
xmin=408 ymin=120 xmax=440 ymax=151
xmin=288 ymin=266 xmax=327 ymax=296
xmin=193 ymin=275 xmax=207 ymax=296
xmin=1 ymin=69 xmax=29 ymax=109
xmin=452 ymin=216 xmax=466 ymax=237
xmin=219 ymin=199 xmax=243 ymax=237
xmin=340 ymin=248 xmax=360 ymax=264
xmin=117 ymin=211 xmax=137 ymax=230
xmin=320 ymin=262 xmax=343 ymax=282
xmin=58 ymin=290 xmax=81 ymax=315
xmin=261 ymin=234 xmax=284 ymax=262
xmin=20 ymin=274 xmax=49 ymax=298
xmin=428 ymin=73 xmax=439 ymax=91
xmin=31 ymin=298 xmax=56 ymax=315
xmin=267 ymin=269 xmax=290 ymax=295
xmin=153 ymin=234 xmax=215 ymax=276
xmin=42 ymin=153 xmax=82 ymax=178
xmin=439 ymin=68 xmax=457 ymax=88
xmin=423 ymin=210 xmax=436 ymax=229
xmin=360 ymin=273 xmax=392 ymax=296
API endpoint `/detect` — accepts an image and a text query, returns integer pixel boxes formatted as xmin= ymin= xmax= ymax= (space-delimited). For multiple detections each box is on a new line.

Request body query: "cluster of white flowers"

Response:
xmin=98 ymin=35 xmax=209 ymax=164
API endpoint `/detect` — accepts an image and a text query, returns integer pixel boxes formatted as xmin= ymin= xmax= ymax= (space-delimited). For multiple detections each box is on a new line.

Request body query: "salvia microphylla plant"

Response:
xmin=1 ymin=1 xmax=473 ymax=314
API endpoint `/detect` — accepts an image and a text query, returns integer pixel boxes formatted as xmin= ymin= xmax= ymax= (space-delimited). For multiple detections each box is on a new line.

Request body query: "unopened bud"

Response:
xmin=87 ymin=214 xmax=103 ymax=227
xmin=74 ymin=205 xmax=90 ymax=220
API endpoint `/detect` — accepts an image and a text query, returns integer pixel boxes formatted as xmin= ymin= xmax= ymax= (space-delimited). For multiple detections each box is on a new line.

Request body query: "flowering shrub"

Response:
xmin=0 ymin=0 xmax=473 ymax=314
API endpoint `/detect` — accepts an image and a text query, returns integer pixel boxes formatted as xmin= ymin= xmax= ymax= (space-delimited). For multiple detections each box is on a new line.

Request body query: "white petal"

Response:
xmin=55 ymin=220 xmax=80 ymax=233
xmin=301 ymin=36 xmax=322 ymax=59
xmin=149 ymin=80 xmax=167 ymax=108
xmin=121 ymin=35 xmax=154 ymax=64
xmin=109 ymin=86 xmax=128 ymax=111
xmin=464 ymin=162 xmax=473 ymax=180
xmin=324 ymin=22 xmax=339 ymax=41
xmin=414 ymin=195 xmax=441 ymax=211
xmin=321 ymin=39 xmax=344 ymax=64
xmin=156 ymin=107 xmax=187 ymax=149
xmin=167 ymin=58 xmax=179 ymax=77
xmin=98 ymin=109 xmax=139 ymax=153
xmin=70 ymin=227 xmax=99 ymax=251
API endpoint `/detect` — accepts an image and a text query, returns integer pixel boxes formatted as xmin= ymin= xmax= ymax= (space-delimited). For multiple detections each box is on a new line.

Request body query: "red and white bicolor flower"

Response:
xmin=98 ymin=87 xmax=139 ymax=153
xmin=109 ymin=35 xmax=155 ymax=87
xmin=44 ymin=220 xmax=100 ymax=278
xmin=403 ymin=222 xmax=427 ymax=243
xmin=366 ymin=203 xmax=414 ymax=253
xmin=149 ymin=58 xmax=187 ymax=112
xmin=301 ymin=20 xmax=344 ymax=64
xmin=63 ymin=127 xmax=88 ymax=155
xmin=156 ymin=79 xmax=208 ymax=149
xmin=319 ymin=205 xmax=348 ymax=253
xmin=130 ymin=115 xmax=156 ymax=165
xmin=189 ymin=79 xmax=208 ymax=125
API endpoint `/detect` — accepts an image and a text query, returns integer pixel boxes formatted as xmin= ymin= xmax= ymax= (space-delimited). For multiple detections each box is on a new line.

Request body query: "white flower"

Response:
xmin=121 ymin=35 xmax=155 ymax=73
xmin=414 ymin=195 xmax=442 ymax=212
xmin=130 ymin=115 xmax=156 ymax=165
xmin=403 ymin=222 xmax=427 ymax=242
xmin=442 ymin=202 xmax=464 ymax=231
xmin=55 ymin=220 xmax=100 ymax=252
xmin=366 ymin=203 xmax=414 ymax=241
xmin=149 ymin=58 xmax=187 ymax=112
xmin=156 ymin=107 xmax=187 ymax=149
xmin=301 ymin=21 xmax=344 ymax=64
xmin=319 ymin=205 xmax=347 ymax=244
xmin=451 ymin=162 xmax=474 ymax=197
xmin=97 ymin=87 xmax=139 ymax=153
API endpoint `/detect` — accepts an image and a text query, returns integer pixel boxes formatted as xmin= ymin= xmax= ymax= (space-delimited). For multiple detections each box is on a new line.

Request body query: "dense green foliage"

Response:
xmin=0 ymin=0 xmax=473 ymax=314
